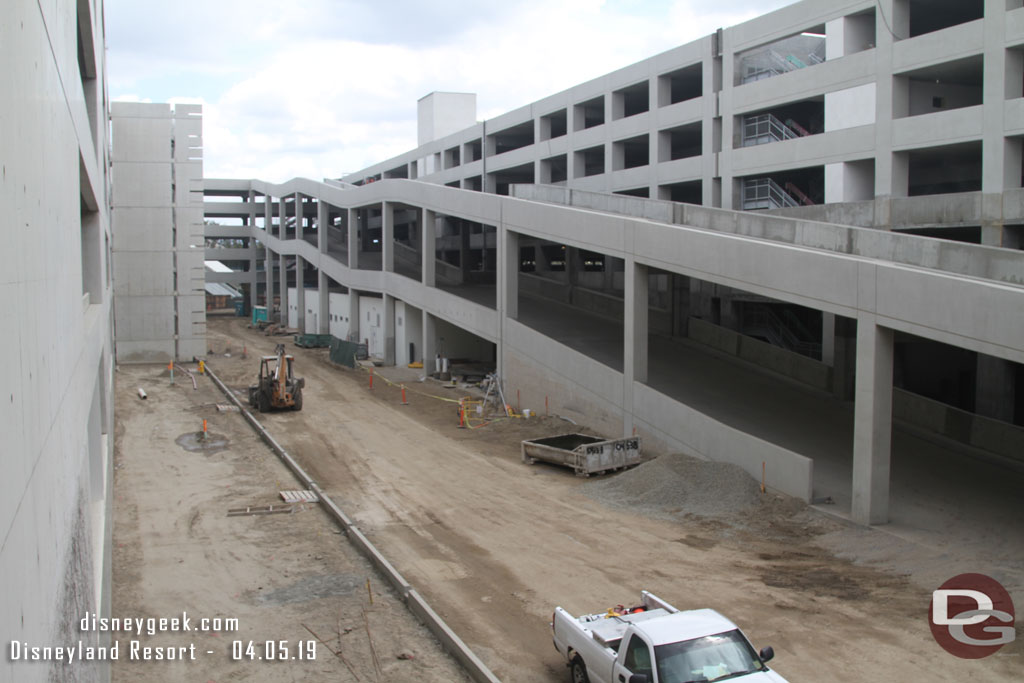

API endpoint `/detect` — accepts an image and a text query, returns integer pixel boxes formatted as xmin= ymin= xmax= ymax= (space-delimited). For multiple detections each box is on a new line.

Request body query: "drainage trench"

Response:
xmin=204 ymin=365 xmax=501 ymax=683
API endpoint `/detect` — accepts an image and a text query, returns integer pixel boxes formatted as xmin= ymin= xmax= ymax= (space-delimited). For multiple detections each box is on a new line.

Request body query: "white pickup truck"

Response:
xmin=552 ymin=591 xmax=788 ymax=683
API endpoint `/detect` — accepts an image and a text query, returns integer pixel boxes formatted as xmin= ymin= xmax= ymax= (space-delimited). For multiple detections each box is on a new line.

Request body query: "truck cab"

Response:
xmin=553 ymin=592 xmax=787 ymax=683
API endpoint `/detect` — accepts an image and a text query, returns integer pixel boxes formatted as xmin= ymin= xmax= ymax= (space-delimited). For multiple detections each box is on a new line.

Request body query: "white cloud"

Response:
xmin=107 ymin=0 xmax=796 ymax=182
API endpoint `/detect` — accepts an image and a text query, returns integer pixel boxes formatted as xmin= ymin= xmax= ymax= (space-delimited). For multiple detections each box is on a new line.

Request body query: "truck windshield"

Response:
xmin=654 ymin=629 xmax=765 ymax=683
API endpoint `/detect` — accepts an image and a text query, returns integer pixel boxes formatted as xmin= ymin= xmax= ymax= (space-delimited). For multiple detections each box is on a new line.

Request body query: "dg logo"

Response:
xmin=929 ymin=573 xmax=1016 ymax=659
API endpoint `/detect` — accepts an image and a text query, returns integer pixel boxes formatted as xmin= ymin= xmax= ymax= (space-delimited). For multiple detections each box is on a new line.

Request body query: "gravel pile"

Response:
xmin=583 ymin=453 xmax=763 ymax=520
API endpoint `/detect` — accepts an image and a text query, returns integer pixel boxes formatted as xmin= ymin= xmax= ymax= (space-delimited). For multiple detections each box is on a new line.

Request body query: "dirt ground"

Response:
xmin=111 ymin=363 xmax=472 ymax=682
xmin=115 ymin=315 xmax=1021 ymax=682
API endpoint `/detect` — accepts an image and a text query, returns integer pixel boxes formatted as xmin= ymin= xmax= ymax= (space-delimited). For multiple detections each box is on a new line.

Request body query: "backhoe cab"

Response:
xmin=248 ymin=343 xmax=305 ymax=412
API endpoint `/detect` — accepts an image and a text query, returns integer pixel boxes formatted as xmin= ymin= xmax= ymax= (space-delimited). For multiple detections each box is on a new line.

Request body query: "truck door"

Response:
xmin=613 ymin=633 xmax=656 ymax=683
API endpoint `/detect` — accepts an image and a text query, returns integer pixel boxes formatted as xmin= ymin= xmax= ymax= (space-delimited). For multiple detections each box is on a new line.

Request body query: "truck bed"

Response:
xmin=583 ymin=608 xmax=672 ymax=649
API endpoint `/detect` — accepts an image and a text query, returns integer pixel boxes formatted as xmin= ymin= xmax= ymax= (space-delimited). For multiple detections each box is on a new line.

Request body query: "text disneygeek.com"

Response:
xmin=7 ymin=612 xmax=314 ymax=664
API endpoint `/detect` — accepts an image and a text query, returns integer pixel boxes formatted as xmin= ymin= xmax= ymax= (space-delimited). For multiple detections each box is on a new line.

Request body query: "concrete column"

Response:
xmin=534 ymin=241 xmax=552 ymax=276
xmin=623 ymin=260 xmax=649 ymax=436
xmin=295 ymin=193 xmax=303 ymax=242
xmin=422 ymin=209 xmax=436 ymax=287
xmin=873 ymin=0 xmax=908 ymax=203
xmin=263 ymin=194 xmax=272 ymax=236
xmin=422 ymin=310 xmax=437 ymax=378
xmin=702 ymin=51 xmax=720 ymax=208
xmin=383 ymin=294 xmax=396 ymax=365
xmin=347 ymin=208 xmax=359 ymax=269
xmin=348 ymin=290 xmax=360 ymax=343
xmin=382 ymin=202 xmax=394 ymax=273
xmin=318 ymin=199 xmax=328 ymax=254
xmin=278 ymin=196 xmax=287 ymax=237
xmin=832 ymin=316 xmax=857 ymax=401
xmin=263 ymin=194 xmax=273 ymax=309
xmin=671 ymin=274 xmax=691 ymax=337
xmin=982 ymin=0 xmax=1010 ymax=195
xmin=626 ymin=261 xmax=649 ymax=384
xmin=459 ymin=219 xmax=471 ymax=283
xmin=719 ymin=293 xmax=738 ymax=331
xmin=295 ymin=256 xmax=306 ymax=332
xmin=247 ymin=190 xmax=257 ymax=309
xmin=502 ymin=229 xmax=519 ymax=320
xmin=317 ymin=269 xmax=329 ymax=334
xmin=976 ymin=356 xmax=1016 ymax=423
xmin=974 ymin=224 xmax=1017 ymax=421
xmin=822 ymin=312 xmax=836 ymax=366
xmin=565 ymin=246 xmax=579 ymax=293
xmin=851 ymin=317 xmax=894 ymax=526
xmin=265 ymin=245 xmax=275 ymax=312
xmin=279 ymin=253 xmax=288 ymax=326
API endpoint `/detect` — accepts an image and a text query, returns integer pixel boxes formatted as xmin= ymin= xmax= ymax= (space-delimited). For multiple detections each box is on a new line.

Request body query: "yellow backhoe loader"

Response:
xmin=248 ymin=344 xmax=304 ymax=411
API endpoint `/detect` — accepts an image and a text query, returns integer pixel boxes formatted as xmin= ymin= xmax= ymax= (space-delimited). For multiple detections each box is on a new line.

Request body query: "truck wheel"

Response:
xmin=570 ymin=658 xmax=590 ymax=683
xmin=292 ymin=388 xmax=303 ymax=411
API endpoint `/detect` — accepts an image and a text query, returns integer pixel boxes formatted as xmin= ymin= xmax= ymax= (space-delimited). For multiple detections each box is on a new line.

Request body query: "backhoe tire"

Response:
xmin=292 ymin=388 xmax=303 ymax=411
xmin=570 ymin=657 xmax=590 ymax=683
xmin=257 ymin=391 xmax=269 ymax=413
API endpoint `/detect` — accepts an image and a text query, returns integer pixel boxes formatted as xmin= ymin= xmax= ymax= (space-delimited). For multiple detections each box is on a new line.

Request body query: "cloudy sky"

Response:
xmin=106 ymin=0 xmax=794 ymax=182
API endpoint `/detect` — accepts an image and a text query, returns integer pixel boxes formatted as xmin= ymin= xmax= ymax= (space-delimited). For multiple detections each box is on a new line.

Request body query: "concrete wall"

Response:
xmin=111 ymin=102 xmax=206 ymax=362
xmin=395 ymin=301 xmax=425 ymax=366
xmin=418 ymin=92 xmax=477 ymax=147
xmin=688 ymin=318 xmax=833 ymax=393
xmin=2 ymin=1 xmax=114 ymax=680
xmin=286 ymin=286 xmax=321 ymax=332
xmin=287 ymin=287 xmax=298 ymax=328
xmin=328 ymin=292 xmax=353 ymax=340
xmin=359 ymin=295 xmax=387 ymax=358
xmin=304 ymin=287 xmax=319 ymax=334
xmin=894 ymin=389 xmax=1024 ymax=467
xmin=825 ymin=83 xmax=876 ymax=132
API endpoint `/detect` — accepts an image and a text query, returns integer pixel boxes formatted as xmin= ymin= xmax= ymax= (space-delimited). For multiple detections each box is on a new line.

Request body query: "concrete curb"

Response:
xmin=205 ymin=366 xmax=502 ymax=683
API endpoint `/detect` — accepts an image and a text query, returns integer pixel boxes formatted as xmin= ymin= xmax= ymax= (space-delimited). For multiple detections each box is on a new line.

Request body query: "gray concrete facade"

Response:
xmin=111 ymin=102 xmax=207 ymax=362
xmin=203 ymin=177 xmax=1024 ymax=526
xmin=341 ymin=0 xmax=1024 ymax=240
xmin=3 ymin=1 xmax=115 ymax=680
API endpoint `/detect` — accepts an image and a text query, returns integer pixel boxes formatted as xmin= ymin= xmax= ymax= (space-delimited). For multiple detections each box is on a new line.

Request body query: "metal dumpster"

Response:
xmin=293 ymin=333 xmax=333 ymax=348
xmin=521 ymin=433 xmax=643 ymax=477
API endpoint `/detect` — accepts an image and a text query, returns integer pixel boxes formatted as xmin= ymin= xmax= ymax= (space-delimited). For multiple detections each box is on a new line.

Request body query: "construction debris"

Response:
xmin=280 ymin=490 xmax=319 ymax=503
xmin=226 ymin=504 xmax=295 ymax=517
